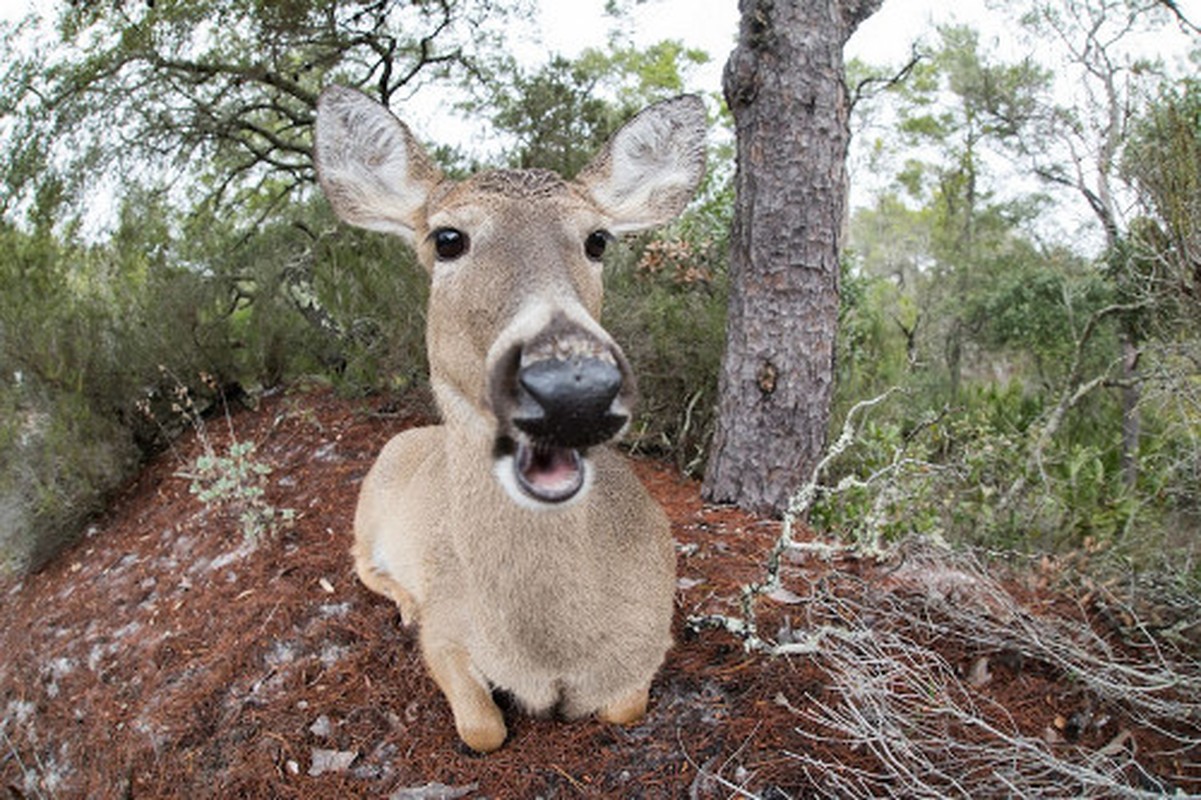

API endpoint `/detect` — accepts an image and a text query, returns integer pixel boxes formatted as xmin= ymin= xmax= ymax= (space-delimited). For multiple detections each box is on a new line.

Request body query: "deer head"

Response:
xmin=313 ymin=86 xmax=706 ymax=507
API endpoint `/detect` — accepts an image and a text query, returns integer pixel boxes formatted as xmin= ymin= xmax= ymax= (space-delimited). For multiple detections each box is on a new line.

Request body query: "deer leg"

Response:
xmin=598 ymin=684 xmax=650 ymax=725
xmin=351 ymin=544 xmax=418 ymax=624
xmin=420 ymin=631 xmax=507 ymax=753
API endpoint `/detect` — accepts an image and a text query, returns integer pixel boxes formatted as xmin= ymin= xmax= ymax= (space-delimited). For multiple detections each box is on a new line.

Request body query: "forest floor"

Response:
xmin=2 ymin=385 xmax=1199 ymax=799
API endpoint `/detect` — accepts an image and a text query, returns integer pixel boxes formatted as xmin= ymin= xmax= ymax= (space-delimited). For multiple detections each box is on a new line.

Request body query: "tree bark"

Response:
xmin=703 ymin=0 xmax=882 ymax=516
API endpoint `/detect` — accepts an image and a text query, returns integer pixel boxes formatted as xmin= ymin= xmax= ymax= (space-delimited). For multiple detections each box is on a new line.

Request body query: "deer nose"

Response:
xmin=512 ymin=357 xmax=627 ymax=448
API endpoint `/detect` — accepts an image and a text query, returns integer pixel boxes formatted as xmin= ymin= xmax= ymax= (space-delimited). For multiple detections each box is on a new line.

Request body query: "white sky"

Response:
xmin=509 ymin=0 xmax=1197 ymax=253
xmin=2 ymin=0 xmax=1198 ymax=243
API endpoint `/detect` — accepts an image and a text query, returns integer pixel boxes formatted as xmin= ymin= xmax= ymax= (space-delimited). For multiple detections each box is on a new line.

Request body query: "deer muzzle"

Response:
xmin=512 ymin=357 xmax=627 ymax=448
xmin=487 ymin=316 xmax=635 ymax=506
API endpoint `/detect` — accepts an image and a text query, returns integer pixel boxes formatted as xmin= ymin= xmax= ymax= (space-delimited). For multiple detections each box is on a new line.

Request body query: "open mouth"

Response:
xmin=513 ymin=439 xmax=584 ymax=503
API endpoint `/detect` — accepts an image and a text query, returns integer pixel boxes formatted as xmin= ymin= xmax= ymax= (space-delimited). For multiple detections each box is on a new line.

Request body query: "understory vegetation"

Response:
xmin=1 ymin=4 xmax=1199 ymax=797
xmin=0 ymin=0 xmax=1197 ymax=601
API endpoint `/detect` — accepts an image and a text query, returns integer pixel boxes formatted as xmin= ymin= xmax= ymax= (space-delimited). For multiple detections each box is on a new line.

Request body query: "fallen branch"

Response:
xmin=776 ymin=543 xmax=1200 ymax=798
xmin=688 ymin=389 xmax=909 ymax=652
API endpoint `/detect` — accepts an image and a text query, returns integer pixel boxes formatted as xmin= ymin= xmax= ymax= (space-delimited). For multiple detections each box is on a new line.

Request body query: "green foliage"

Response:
xmin=310 ymin=224 xmax=429 ymax=393
xmin=485 ymin=54 xmax=619 ymax=176
xmin=187 ymin=440 xmax=271 ymax=507
xmin=0 ymin=221 xmax=146 ymax=572
xmin=810 ymin=386 xmax=1175 ymax=561
xmin=0 ymin=382 xmax=137 ymax=574
xmin=184 ymin=439 xmax=293 ymax=544
xmin=606 ymin=230 xmax=728 ymax=475
xmin=576 ymin=39 xmax=710 ymax=107
xmin=0 ymin=187 xmax=407 ymax=572
xmin=838 ymin=198 xmax=1194 ymax=568
xmin=477 ymin=40 xmax=709 ymax=177
xmin=851 ymin=26 xmax=1060 ymax=400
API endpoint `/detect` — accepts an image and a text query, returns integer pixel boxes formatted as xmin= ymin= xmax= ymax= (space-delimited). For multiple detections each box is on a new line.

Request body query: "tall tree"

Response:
xmin=889 ymin=25 xmax=1050 ymax=398
xmin=0 ymin=0 xmax=520 ymax=225
xmin=703 ymin=0 xmax=882 ymax=516
xmin=1016 ymin=0 xmax=1185 ymax=488
xmin=477 ymin=40 xmax=709 ymax=178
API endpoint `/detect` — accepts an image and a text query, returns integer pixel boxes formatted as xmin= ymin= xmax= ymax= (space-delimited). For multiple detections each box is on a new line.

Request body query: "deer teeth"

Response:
xmin=513 ymin=439 xmax=584 ymax=503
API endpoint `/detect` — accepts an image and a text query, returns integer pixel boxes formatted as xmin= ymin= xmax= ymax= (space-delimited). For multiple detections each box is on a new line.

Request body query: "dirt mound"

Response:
xmin=2 ymin=387 xmax=1198 ymax=798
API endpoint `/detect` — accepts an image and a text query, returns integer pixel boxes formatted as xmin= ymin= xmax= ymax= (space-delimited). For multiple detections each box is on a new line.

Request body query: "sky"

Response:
xmin=2 ymin=0 xmax=1198 ymax=243
xmin=513 ymin=0 xmax=1197 ymax=251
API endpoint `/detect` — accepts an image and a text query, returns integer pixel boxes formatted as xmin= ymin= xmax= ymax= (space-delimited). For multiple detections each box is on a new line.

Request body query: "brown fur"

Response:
xmin=314 ymin=86 xmax=706 ymax=752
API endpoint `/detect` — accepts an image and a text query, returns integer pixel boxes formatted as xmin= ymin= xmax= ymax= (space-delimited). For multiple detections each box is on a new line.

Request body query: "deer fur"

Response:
xmin=313 ymin=85 xmax=706 ymax=753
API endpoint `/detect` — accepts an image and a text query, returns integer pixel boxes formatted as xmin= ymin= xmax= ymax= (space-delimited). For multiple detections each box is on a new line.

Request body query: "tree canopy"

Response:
xmin=0 ymin=0 xmax=1197 ymax=580
xmin=0 ymin=0 xmax=525 ymax=228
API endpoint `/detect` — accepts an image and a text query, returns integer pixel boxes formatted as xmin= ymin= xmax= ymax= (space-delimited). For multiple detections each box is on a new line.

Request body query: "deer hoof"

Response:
xmin=456 ymin=710 xmax=508 ymax=754
xmin=598 ymin=687 xmax=650 ymax=726
xmin=458 ymin=722 xmax=507 ymax=754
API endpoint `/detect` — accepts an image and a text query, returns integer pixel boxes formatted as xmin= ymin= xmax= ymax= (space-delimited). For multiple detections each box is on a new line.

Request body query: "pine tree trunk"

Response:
xmin=703 ymin=0 xmax=882 ymax=516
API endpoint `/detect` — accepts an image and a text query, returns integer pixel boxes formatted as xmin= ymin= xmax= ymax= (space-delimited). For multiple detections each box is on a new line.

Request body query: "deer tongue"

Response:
xmin=514 ymin=441 xmax=583 ymax=503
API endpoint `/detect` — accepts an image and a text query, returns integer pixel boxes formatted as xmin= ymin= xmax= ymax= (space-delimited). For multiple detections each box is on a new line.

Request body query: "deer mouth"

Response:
xmin=513 ymin=439 xmax=584 ymax=503
xmin=485 ymin=316 xmax=635 ymax=507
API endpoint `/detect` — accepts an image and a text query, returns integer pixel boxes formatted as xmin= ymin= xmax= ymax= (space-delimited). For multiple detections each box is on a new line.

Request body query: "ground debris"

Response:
xmin=0 ymin=387 xmax=1196 ymax=799
xmin=308 ymin=747 xmax=358 ymax=776
xmin=390 ymin=781 xmax=479 ymax=800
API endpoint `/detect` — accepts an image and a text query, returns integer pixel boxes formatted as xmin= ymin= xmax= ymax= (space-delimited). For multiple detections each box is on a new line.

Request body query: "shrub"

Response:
xmin=310 ymin=224 xmax=429 ymax=393
xmin=0 ymin=383 xmax=137 ymax=573
xmin=0 ymin=198 xmax=335 ymax=575
xmin=808 ymin=380 xmax=1199 ymax=579
xmin=143 ymin=373 xmax=294 ymax=544
xmin=605 ymin=228 xmax=728 ymax=475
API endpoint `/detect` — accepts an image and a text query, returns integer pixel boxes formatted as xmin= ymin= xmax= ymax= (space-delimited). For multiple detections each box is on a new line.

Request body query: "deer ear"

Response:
xmin=313 ymin=86 xmax=443 ymax=241
xmin=576 ymin=95 xmax=707 ymax=234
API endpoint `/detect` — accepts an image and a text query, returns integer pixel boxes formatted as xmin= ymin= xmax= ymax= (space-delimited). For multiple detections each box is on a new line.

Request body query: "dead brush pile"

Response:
xmin=751 ymin=541 xmax=1201 ymax=798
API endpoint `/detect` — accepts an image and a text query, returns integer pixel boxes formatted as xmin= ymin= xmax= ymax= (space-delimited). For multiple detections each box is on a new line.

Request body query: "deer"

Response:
xmin=312 ymin=85 xmax=706 ymax=753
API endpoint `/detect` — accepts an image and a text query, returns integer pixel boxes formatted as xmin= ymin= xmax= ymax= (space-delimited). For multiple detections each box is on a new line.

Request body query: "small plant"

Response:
xmin=138 ymin=369 xmax=292 ymax=543
xmin=179 ymin=438 xmax=294 ymax=543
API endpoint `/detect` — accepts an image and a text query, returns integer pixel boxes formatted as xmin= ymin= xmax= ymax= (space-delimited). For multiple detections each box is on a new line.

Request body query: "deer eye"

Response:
xmin=584 ymin=230 xmax=610 ymax=262
xmin=432 ymin=228 xmax=468 ymax=261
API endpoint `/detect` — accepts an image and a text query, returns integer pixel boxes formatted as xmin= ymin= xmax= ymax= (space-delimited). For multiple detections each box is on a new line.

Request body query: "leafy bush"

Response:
xmin=180 ymin=436 xmax=294 ymax=543
xmin=310 ymin=224 xmax=429 ymax=393
xmin=0 ymin=193 xmax=373 ymax=574
xmin=0 ymin=221 xmax=143 ymax=573
xmin=808 ymin=380 xmax=1198 ymax=578
xmin=606 ymin=224 xmax=729 ymax=475
xmin=0 ymin=383 xmax=137 ymax=573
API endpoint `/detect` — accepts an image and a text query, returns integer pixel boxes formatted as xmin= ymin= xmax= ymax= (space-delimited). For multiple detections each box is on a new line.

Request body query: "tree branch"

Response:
xmin=146 ymin=54 xmax=319 ymax=108
xmin=850 ymin=44 xmax=925 ymax=112
xmin=1156 ymin=0 xmax=1201 ymax=32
